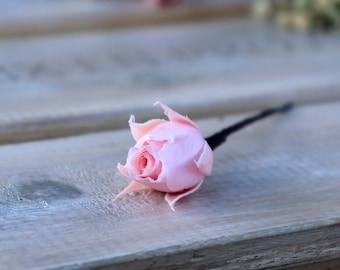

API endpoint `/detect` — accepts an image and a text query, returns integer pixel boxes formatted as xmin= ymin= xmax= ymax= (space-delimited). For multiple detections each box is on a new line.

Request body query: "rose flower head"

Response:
xmin=116 ymin=102 xmax=213 ymax=210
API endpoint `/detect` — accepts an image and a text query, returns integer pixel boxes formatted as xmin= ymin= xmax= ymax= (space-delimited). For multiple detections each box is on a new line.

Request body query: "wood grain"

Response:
xmin=1 ymin=102 xmax=340 ymax=269
xmin=0 ymin=0 xmax=250 ymax=38
xmin=1 ymin=20 xmax=340 ymax=144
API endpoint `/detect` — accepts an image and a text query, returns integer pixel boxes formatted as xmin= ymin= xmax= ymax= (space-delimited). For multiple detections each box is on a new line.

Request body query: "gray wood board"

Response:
xmin=1 ymin=20 xmax=340 ymax=143
xmin=1 ymin=101 xmax=340 ymax=269
xmin=0 ymin=0 xmax=250 ymax=38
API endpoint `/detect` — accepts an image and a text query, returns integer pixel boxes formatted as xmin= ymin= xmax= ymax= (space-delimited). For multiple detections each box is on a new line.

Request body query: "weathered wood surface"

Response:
xmin=1 ymin=102 xmax=340 ymax=269
xmin=0 ymin=0 xmax=250 ymax=38
xmin=1 ymin=20 xmax=340 ymax=144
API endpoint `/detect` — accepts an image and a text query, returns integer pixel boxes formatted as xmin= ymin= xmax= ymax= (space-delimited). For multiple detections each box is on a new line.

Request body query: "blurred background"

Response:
xmin=0 ymin=0 xmax=339 ymax=144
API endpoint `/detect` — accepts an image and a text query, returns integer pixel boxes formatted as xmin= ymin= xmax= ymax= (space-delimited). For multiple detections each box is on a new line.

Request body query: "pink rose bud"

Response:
xmin=116 ymin=102 xmax=213 ymax=210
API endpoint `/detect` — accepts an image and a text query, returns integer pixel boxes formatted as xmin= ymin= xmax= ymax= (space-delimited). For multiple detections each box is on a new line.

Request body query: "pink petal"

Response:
xmin=117 ymin=163 xmax=130 ymax=177
xmin=194 ymin=141 xmax=214 ymax=176
xmin=154 ymin=101 xmax=199 ymax=129
xmin=129 ymin=115 xmax=166 ymax=141
xmin=156 ymin=130 xmax=205 ymax=191
xmin=164 ymin=180 xmax=203 ymax=211
xmin=113 ymin=181 xmax=150 ymax=201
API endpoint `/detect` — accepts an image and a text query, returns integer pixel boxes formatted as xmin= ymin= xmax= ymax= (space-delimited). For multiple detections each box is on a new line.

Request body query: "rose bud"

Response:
xmin=116 ymin=101 xmax=294 ymax=211
xmin=116 ymin=102 xmax=213 ymax=210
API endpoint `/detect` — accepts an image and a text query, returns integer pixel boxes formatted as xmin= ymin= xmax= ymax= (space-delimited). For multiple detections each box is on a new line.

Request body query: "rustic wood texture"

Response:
xmin=0 ymin=0 xmax=250 ymax=38
xmin=1 ymin=102 xmax=340 ymax=269
xmin=1 ymin=20 xmax=340 ymax=144
xmin=286 ymin=259 xmax=340 ymax=270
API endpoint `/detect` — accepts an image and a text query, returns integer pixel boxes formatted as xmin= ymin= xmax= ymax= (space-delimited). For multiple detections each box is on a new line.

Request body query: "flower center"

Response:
xmin=140 ymin=156 xmax=148 ymax=170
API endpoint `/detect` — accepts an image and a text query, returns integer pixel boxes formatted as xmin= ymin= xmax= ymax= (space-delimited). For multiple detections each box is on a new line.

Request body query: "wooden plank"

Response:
xmin=0 ymin=0 xmax=250 ymax=38
xmin=1 ymin=20 xmax=340 ymax=144
xmin=286 ymin=259 xmax=340 ymax=270
xmin=1 ymin=101 xmax=340 ymax=269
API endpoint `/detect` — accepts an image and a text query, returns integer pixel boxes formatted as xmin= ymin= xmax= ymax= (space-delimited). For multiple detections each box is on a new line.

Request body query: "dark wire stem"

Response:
xmin=205 ymin=102 xmax=294 ymax=150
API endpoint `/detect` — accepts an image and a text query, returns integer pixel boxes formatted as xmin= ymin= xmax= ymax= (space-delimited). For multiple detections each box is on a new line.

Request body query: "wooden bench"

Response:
xmin=1 ymin=2 xmax=340 ymax=269
xmin=1 ymin=20 xmax=340 ymax=144
xmin=0 ymin=0 xmax=249 ymax=38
